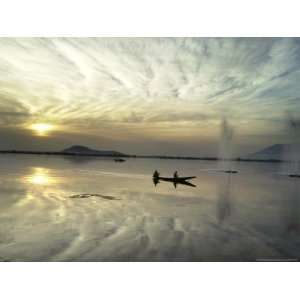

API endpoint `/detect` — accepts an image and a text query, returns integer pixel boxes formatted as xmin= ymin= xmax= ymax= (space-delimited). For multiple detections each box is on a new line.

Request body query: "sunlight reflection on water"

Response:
xmin=0 ymin=155 xmax=299 ymax=261
xmin=24 ymin=167 xmax=57 ymax=186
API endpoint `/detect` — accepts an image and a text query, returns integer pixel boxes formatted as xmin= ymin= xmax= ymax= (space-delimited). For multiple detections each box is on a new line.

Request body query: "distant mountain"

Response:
xmin=62 ymin=145 xmax=126 ymax=156
xmin=247 ymin=144 xmax=292 ymax=160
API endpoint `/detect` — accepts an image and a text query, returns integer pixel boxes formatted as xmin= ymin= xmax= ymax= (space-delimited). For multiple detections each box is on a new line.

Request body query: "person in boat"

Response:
xmin=153 ymin=170 xmax=160 ymax=178
xmin=174 ymin=171 xmax=178 ymax=179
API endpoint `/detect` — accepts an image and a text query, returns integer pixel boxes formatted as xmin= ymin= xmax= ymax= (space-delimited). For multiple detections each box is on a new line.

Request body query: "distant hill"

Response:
xmin=62 ymin=145 xmax=126 ymax=156
xmin=247 ymin=144 xmax=292 ymax=160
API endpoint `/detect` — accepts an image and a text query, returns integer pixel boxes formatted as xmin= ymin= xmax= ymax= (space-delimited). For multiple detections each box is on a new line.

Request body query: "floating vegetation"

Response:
xmin=70 ymin=193 xmax=119 ymax=200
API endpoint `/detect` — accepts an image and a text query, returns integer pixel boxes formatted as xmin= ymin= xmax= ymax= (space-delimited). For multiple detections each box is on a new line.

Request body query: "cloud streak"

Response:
xmin=0 ymin=38 xmax=300 ymax=155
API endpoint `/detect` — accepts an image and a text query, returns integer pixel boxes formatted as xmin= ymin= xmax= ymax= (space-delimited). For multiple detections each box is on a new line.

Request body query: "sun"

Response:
xmin=30 ymin=123 xmax=54 ymax=136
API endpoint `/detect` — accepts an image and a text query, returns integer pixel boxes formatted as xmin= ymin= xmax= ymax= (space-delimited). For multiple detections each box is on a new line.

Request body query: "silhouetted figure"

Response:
xmin=153 ymin=170 xmax=160 ymax=178
xmin=152 ymin=176 xmax=159 ymax=186
xmin=174 ymin=171 xmax=178 ymax=178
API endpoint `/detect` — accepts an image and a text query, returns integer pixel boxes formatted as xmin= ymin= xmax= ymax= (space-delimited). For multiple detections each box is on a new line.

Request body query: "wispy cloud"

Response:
xmin=0 ymin=38 xmax=300 ymax=155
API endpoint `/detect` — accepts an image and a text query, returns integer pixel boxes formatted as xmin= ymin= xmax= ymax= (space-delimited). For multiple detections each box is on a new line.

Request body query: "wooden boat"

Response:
xmin=288 ymin=174 xmax=300 ymax=178
xmin=156 ymin=176 xmax=196 ymax=182
xmin=152 ymin=175 xmax=196 ymax=188
xmin=114 ymin=158 xmax=126 ymax=162
xmin=222 ymin=170 xmax=238 ymax=174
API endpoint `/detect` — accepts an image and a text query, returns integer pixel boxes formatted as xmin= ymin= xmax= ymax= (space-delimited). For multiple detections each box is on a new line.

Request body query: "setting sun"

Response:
xmin=30 ymin=123 xmax=54 ymax=136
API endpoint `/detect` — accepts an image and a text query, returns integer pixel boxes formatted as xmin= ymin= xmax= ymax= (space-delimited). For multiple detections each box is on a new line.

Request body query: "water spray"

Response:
xmin=218 ymin=118 xmax=238 ymax=174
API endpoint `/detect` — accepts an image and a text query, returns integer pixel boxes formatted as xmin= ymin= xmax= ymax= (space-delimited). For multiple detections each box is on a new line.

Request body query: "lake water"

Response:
xmin=0 ymin=154 xmax=299 ymax=261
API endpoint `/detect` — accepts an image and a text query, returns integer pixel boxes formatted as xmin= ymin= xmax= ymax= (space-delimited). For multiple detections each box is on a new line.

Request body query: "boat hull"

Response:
xmin=155 ymin=176 xmax=196 ymax=182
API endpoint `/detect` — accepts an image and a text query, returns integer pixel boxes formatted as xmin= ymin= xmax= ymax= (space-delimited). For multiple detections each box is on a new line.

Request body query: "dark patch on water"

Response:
xmin=70 ymin=193 xmax=119 ymax=200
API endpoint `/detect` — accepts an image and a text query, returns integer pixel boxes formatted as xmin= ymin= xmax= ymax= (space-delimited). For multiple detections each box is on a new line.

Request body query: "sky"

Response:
xmin=0 ymin=37 xmax=300 ymax=157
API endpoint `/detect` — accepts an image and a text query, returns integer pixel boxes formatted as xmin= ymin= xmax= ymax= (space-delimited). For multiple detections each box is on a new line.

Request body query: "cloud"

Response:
xmin=146 ymin=111 xmax=210 ymax=123
xmin=0 ymin=93 xmax=31 ymax=125
xmin=0 ymin=38 xmax=300 ymax=155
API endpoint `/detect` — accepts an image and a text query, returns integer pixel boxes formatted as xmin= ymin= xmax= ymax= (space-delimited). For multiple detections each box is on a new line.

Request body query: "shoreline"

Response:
xmin=0 ymin=150 xmax=283 ymax=163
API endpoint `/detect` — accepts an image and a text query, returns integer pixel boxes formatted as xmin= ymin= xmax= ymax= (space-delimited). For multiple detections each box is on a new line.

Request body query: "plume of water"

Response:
xmin=218 ymin=118 xmax=236 ymax=172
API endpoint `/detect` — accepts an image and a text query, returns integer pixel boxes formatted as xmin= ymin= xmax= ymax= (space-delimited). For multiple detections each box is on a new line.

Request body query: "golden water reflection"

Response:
xmin=25 ymin=167 xmax=56 ymax=185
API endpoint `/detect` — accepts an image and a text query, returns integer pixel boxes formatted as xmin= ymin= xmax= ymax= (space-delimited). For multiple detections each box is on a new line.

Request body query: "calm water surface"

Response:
xmin=0 ymin=154 xmax=299 ymax=261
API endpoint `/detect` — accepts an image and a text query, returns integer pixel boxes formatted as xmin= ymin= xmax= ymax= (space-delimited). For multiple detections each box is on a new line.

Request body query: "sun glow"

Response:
xmin=30 ymin=123 xmax=54 ymax=136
